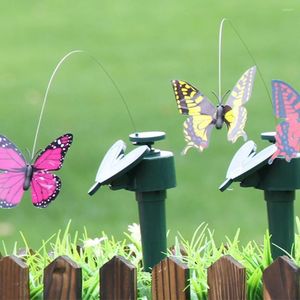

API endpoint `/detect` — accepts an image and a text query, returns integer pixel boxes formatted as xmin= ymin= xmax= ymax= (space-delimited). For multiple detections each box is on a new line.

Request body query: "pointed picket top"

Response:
xmin=0 ymin=255 xmax=29 ymax=300
xmin=152 ymin=256 xmax=190 ymax=300
xmin=263 ymin=255 xmax=300 ymax=300
xmin=100 ymin=255 xmax=137 ymax=300
xmin=44 ymin=255 xmax=82 ymax=300
xmin=208 ymin=255 xmax=246 ymax=300
xmin=17 ymin=248 xmax=35 ymax=261
xmin=169 ymin=244 xmax=188 ymax=257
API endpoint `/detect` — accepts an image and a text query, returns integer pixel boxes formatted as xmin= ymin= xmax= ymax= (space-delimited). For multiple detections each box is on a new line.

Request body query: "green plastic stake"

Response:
xmin=238 ymin=133 xmax=298 ymax=259
xmin=264 ymin=191 xmax=295 ymax=258
xmin=136 ymin=191 xmax=167 ymax=271
xmin=128 ymin=132 xmax=176 ymax=271
xmin=89 ymin=131 xmax=176 ymax=272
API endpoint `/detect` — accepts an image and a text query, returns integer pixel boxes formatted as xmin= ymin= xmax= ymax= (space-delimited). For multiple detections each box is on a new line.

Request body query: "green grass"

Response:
xmin=1 ymin=0 xmax=300 ymax=249
xmin=3 ymin=219 xmax=299 ymax=299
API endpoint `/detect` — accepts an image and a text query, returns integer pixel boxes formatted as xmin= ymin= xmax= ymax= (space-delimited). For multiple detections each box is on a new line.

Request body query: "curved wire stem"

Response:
xmin=218 ymin=18 xmax=227 ymax=104
xmin=217 ymin=18 xmax=273 ymax=112
xmin=226 ymin=19 xmax=273 ymax=105
xmin=31 ymin=50 xmax=136 ymax=158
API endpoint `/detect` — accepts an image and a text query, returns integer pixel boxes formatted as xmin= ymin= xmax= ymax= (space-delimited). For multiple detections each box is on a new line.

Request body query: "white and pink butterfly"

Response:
xmin=0 ymin=133 xmax=73 ymax=208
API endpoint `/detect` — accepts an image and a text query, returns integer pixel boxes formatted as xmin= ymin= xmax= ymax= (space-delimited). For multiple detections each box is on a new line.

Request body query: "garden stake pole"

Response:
xmin=128 ymin=132 xmax=176 ymax=272
xmin=136 ymin=191 xmax=167 ymax=272
xmin=236 ymin=133 xmax=300 ymax=259
xmin=264 ymin=191 xmax=295 ymax=258
xmin=90 ymin=131 xmax=176 ymax=272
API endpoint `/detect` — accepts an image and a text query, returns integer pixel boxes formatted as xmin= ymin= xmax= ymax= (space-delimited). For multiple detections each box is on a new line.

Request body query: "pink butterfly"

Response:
xmin=0 ymin=133 xmax=73 ymax=208
xmin=269 ymin=80 xmax=300 ymax=163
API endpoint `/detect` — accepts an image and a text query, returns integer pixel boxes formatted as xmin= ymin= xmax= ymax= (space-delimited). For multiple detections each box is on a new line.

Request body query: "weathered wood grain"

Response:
xmin=0 ymin=255 xmax=30 ymax=300
xmin=208 ymin=255 xmax=246 ymax=300
xmin=44 ymin=255 xmax=82 ymax=300
xmin=152 ymin=256 xmax=190 ymax=300
xmin=100 ymin=255 xmax=137 ymax=300
xmin=263 ymin=255 xmax=300 ymax=300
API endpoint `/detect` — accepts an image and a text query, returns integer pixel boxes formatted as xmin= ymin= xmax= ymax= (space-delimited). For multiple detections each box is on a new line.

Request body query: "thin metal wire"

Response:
xmin=218 ymin=18 xmax=227 ymax=104
xmin=227 ymin=19 xmax=273 ymax=106
xmin=216 ymin=18 xmax=275 ymax=126
xmin=31 ymin=50 xmax=137 ymax=158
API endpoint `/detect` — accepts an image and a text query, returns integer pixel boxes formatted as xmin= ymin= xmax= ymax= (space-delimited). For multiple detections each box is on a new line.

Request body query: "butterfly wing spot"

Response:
xmin=0 ymin=201 xmax=15 ymax=208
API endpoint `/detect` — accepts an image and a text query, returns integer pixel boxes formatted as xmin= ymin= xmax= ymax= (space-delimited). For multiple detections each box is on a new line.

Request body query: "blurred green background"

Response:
xmin=1 ymin=0 xmax=300 ymax=250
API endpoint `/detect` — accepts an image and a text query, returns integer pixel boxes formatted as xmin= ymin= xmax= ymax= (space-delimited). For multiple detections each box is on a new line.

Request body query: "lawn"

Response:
xmin=1 ymin=0 xmax=300 ymax=250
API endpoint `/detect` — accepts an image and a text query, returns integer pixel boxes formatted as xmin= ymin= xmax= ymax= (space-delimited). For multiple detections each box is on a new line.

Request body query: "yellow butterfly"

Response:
xmin=172 ymin=66 xmax=256 ymax=154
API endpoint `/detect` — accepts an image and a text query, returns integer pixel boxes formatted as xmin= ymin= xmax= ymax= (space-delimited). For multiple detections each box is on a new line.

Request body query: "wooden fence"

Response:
xmin=0 ymin=254 xmax=299 ymax=299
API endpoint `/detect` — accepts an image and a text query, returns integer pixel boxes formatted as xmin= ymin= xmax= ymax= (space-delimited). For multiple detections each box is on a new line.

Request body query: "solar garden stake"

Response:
xmin=220 ymin=132 xmax=297 ymax=259
xmin=264 ymin=190 xmax=294 ymax=259
xmin=89 ymin=131 xmax=176 ymax=271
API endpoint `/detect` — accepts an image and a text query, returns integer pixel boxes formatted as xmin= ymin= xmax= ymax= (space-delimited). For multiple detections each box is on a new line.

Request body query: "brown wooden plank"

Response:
xmin=0 ymin=255 xmax=30 ymax=300
xmin=44 ymin=255 xmax=82 ymax=300
xmin=263 ymin=255 xmax=300 ymax=300
xmin=208 ymin=255 xmax=246 ymax=300
xmin=100 ymin=255 xmax=137 ymax=300
xmin=152 ymin=256 xmax=190 ymax=300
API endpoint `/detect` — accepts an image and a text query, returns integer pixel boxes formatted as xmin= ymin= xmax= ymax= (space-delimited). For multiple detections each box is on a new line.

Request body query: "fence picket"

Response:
xmin=44 ymin=255 xmax=82 ymax=300
xmin=152 ymin=256 xmax=190 ymax=300
xmin=2 ymin=252 xmax=299 ymax=299
xmin=208 ymin=255 xmax=246 ymax=300
xmin=100 ymin=255 xmax=137 ymax=300
xmin=0 ymin=255 xmax=30 ymax=300
xmin=263 ymin=255 xmax=300 ymax=300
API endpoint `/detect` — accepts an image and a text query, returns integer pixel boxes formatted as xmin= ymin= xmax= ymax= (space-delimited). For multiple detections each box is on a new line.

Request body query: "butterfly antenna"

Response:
xmin=25 ymin=148 xmax=31 ymax=162
xmin=211 ymin=91 xmax=221 ymax=103
xmin=222 ymin=90 xmax=231 ymax=102
xmin=32 ymin=149 xmax=42 ymax=163
xmin=31 ymin=50 xmax=137 ymax=159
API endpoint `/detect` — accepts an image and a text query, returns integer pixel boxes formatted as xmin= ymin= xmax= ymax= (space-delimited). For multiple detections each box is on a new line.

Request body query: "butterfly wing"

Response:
xmin=172 ymin=80 xmax=216 ymax=153
xmin=0 ymin=135 xmax=26 ymax=169
xmin=272 ymin=80 xmax=300 ymax=119
xmin=33 ymin=133 xmax=73 ymax=171
xmin=225 ymin=66 xmax=256 ymax=143
xmin=0 ymin=135 xmax=26 ymax=208
xmin=31 ymin=171 xmax=61 ymax=208
xmin=269 ymin=121 xmax=300 ymax=163
xmin=182 ymin=116 xmax=214 ymax=154
xmin=172 ymin=80 xmax=216 ymax=116
xmin=0 ymin=172 xmax=25 ymax=208
xmin=270 ymin=81 xmax=300 ymax=162
xmin=31 ymin=133 xmax=72 ymax=207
